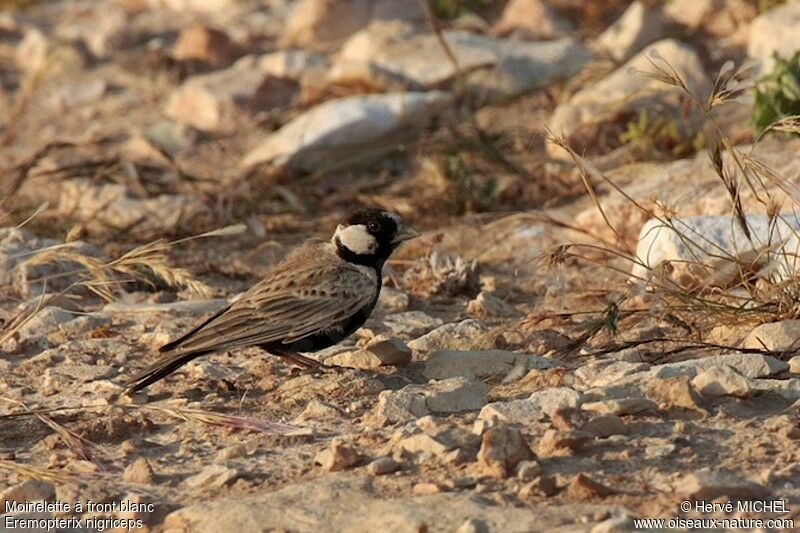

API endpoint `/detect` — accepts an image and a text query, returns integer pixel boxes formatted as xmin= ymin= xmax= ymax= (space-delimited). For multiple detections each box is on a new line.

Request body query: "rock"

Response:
xmin=691 ymin=365 xmax=752 ymax=397
xmin=160 ymin=0 xmax=237 ymax=10
xmin=365 ymin=336 xmax=411 ymax=364
xmin=479 ymin=387 xmax=583 ymax=425
xmin=376 ymin=378 xmax=488 ymax=423
xmin=0 ymin=228 xmax=105 ymax=298
xmin=423 ymin=349 xmax=553 ymax=382
xmin=591 ymin=516 xmax=635 ymax=533
xmin=457 ymin=518 xmax=490 ymax=533
xmin=397 ymin=422 xmax=480 ymax=463
xmin=536 ymin=429 xmax=592 ymax=457
xmin=242 ymin=91 xmax=452 ymax=172
xmin=574 ymin=360 xmax=649 ymax=388
xmin=173 ymin=25 xmax=239 ymax=68
xmin=122 ymin=458 xmax=156 ymax=484
xmin=467 ymin=291 xmax=516 ymax=318
xmin=15 ymin=26 xmax=48 ymax=73
xmin=744 ymin=320 xmax=800 ymax=352
xmin=748 ymin=1 xmax=800 ymax=73
xmin=552 ymin=408 xmax=626 ymax=438
xmin=664 ymin=0 xmax=714 ymax=29
xmin=383 ymin=311 xmax=444 ymax=336
xmin=645 ymin=441 xmax=676 ymax=459
xmin=81 ymin=6 xmax=131 ymax=58
xmin=491 ymin=0 xmax=573 ymax=40
xmin=477 ymin=424 xmax=533 ymax=478
xmin=1 ymin=480 xmax=55 ymax=509
xmin=182 ymin=465 xmax=239 ymax=489
xmin=678 ymin=470 xmax=770 ymax=500
xmin=749 ymin=378 xmax=800 ymax=401
xmin=595 ymin=1 xmax=664 ymax=62
xmin=367 ymin=456 xmax=399 ymax=476
xmin=519 ymin=476 xmax=559 ymax=498
xmin=654 ymin=352 xmax=788 ymax=379
xmin=49 ymin=78 xmax=107 ymax=111
xmin=515 ymin=460 xmax=541 ymax=481
xmin=567 ymin=473 xmax=617 ymax=499
xmin=548 ymin=39 xmax=710 ymax=159
xmin=257 ymin=50 xmax=328 ymax=80
xmin=412 ymin=482 xmax=444 ymax=495
xmin=632 ymin=213 xmax=800 ymax=287
xmin=281 ymin=0 xmax=426 ymax=49
xmin=58 ymin=181 xmax=207 ymax=237
xmin=315 ymin=440 xmax=360 ymax=471
xmin=295 ymin=399 xmax=344 ymax=422
xmin=333 ymin=28 xmax=590 ymax=101
xmin=408 ymin=319 xmax=487 ymax=354
xmin=790 ymin=356 xmax=800 ymax=374
xmin=12 ymin=306 xmax=75 ymax=344
xmin=167 ymin=56 xmax=298 ymax=131
xmin=582 ymin=398 xmax=657 ymax=416
xmin=644 ymin=375 xmax=705 ymax=411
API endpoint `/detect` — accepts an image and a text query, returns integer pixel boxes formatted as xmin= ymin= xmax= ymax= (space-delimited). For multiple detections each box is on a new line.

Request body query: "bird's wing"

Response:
xmin=161 ymin=261 xmax=377 ymax=355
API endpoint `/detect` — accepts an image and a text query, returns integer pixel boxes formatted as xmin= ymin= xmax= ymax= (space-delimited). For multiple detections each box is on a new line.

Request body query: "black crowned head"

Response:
xmin=332 ymin=209 xmax=420 ymax=269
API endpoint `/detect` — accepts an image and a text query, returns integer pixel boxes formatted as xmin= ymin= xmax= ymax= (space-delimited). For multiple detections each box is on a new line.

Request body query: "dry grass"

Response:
xmin=541 ymin=51 xmax=800 ymax=357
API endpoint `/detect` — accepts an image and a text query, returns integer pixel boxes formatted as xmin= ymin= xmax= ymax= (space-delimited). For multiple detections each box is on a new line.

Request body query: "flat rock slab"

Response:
xmin=242 ymin=91 xmax=453 ymax=172
xmin=165 ymin=475 xmax=626 ymax=532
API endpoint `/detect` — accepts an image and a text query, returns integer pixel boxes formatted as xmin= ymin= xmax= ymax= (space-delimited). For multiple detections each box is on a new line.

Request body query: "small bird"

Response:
xmin=124 ymin=209 xmax=420 ymax=394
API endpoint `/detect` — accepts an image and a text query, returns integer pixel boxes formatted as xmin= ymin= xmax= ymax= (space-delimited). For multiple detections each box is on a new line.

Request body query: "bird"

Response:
xmin=124 ymin=208 xmax=420 ymax=394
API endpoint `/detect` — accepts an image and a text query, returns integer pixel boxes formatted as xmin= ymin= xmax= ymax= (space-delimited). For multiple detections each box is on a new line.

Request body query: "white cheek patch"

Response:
xmin=333 ymin=224 xmax=378 ymax=255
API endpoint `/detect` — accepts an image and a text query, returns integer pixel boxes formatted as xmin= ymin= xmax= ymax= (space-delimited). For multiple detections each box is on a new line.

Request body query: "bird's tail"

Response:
xmin=124 ymin=350 xmax=210 ymax=394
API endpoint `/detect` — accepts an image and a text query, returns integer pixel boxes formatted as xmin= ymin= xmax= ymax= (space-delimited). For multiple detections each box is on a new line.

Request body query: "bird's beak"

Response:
xmin=392 ymin=224 xmax=421 ymax=244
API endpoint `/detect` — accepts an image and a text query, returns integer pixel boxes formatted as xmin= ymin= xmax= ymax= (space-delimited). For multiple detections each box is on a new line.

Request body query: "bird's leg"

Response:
xmin=268 ymin=347 xmax=322 ymax=370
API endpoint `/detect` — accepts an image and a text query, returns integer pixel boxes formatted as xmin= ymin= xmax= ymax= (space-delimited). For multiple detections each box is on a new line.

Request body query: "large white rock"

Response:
xmin=548 ymin=39 xmax=710 ymax=159
xmin=241 ymin=92 xmax=453 ymax=172
xmin=748 ymin=1 xmax=800 ymax=73
xmin=632 ymin=212 xmax=800 ymax=286
xmin=332 ymin=29 xmax=590 ymax=99
xmin=479 ymin=387 xmax=583 ymax=425
xmin=595 ymin=1 xmax=664 ymax=62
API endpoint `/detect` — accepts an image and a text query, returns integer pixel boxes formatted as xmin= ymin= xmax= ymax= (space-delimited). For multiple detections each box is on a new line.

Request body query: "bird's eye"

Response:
xmin=368 ymin=221 xmax=380 ymax=232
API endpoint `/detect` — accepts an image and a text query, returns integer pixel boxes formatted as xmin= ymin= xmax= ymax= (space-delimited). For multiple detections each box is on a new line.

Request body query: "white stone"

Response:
xmin=548 ymin=39 xmax=710 ymax=159
xmin=242 ymin=92 xmax=453 ymax=172
xmin=743 ymin=320 xmax=800 ymax=352
xmin=423 ymin=349 xmax=553 ymax=381
xmin=182 ymin=465 xmax=239 ymax=489
xmin=632 ymin=213 xmax=800 ymax=285
xmin=383 ymin=311 xmax=444 ymax=336
xmin=789 ymin=356 xmax=800 ymax=374
xmin=574 ymin=360 xmax=650 ymax=388
xmin=595 ymin=1 xmax=664 ymax=62
xmin=333 ymin=29 xmax=590 ymax=99
xmin=408 ymin=319 xmax=487 ymax=354
xmin=376 ymin=378 xmax=488 ymax=422
xmin=479 ymin=387 xmax=583 ymax=425
xmin=691 ymin=365 xmax=752 ymax=397
xmin=653 ymin=353 xmax=788 ymax=379
xmin=748 ymin=2 xmax=800 ymax=73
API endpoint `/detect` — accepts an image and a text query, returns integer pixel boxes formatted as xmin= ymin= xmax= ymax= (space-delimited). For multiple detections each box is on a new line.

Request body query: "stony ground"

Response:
xmin=2 ymin=0 xmax=800 ymax=531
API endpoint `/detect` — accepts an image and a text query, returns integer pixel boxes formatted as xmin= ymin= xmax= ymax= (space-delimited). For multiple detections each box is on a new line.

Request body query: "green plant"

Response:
xmin=754 ymin=51 xmax=800 ymax=135
xmin=445 ymin=154 xmax=497 ymax=213
xmin=619 ymin=109 xmax=706 ymax=159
